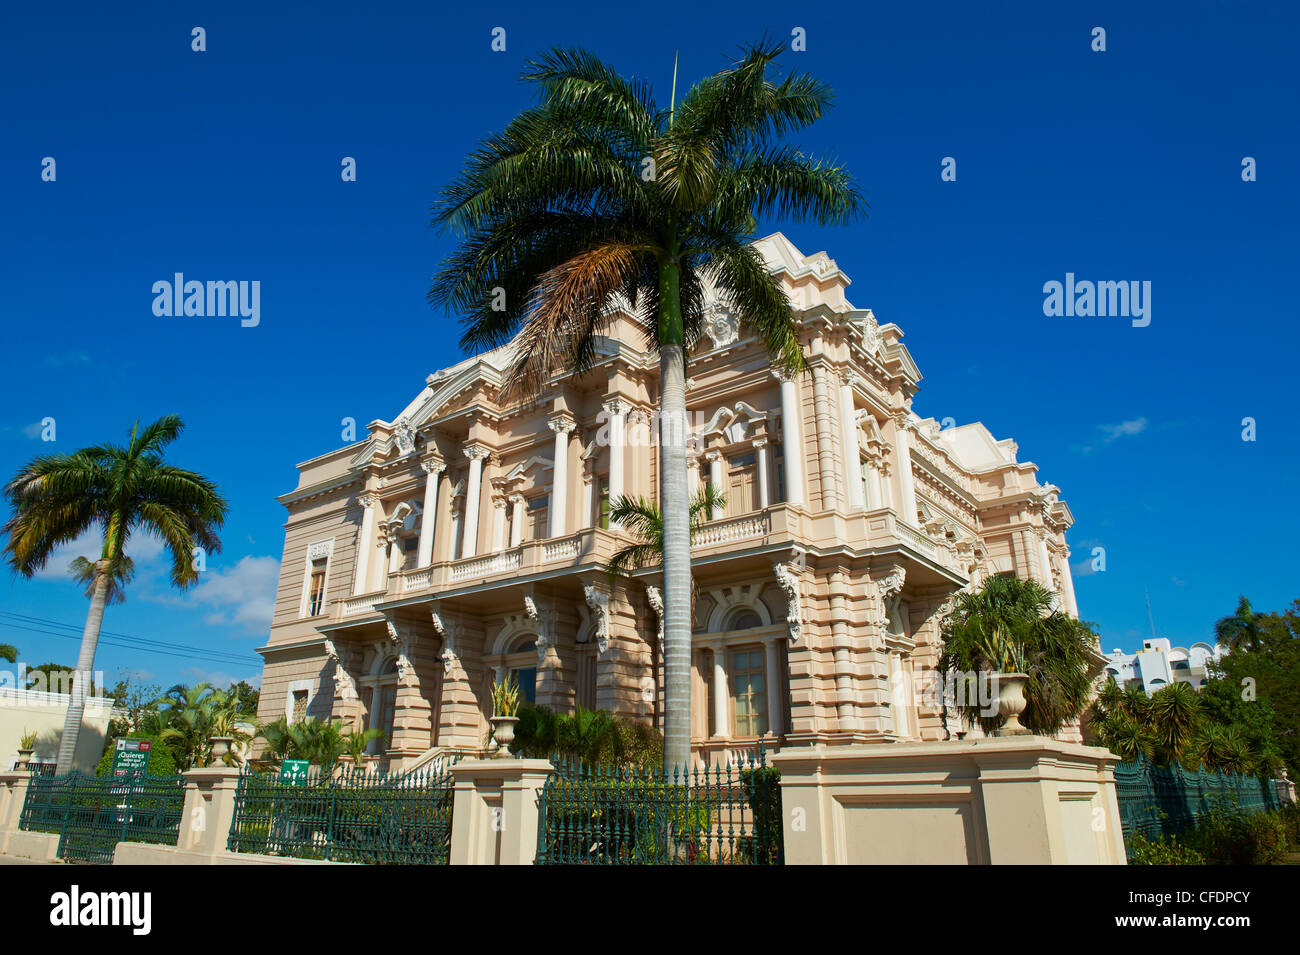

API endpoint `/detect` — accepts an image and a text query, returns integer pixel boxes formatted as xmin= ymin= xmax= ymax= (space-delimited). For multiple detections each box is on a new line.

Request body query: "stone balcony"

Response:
xmin=332 ymin=501 xmax=967 ymax=622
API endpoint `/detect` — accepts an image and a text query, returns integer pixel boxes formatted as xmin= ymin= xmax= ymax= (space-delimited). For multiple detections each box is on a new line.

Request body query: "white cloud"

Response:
xmin=21 ymin=421 xmax=44 ymax=439
xmin=1098 ymin=418 xmax=1148 ymax=443
xmin=183 ymin=556 xmax=280 ymax=635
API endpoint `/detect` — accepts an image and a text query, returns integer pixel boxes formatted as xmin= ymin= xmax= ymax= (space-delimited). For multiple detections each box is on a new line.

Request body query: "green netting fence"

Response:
xmin=1114 ymin=755 xmax=1288 ymax=856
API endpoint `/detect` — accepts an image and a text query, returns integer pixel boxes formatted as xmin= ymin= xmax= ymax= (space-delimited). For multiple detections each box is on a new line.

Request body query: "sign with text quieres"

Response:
xmin=111 ymin=738 xmax=151 ymax=778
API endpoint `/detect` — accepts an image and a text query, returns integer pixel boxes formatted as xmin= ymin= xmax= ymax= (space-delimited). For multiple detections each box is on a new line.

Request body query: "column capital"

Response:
xmin=703 ymin=449 xmax=722 ymax=463
xmin=752 ymin=437 xmax=769 ymax=450
xmin=601 ymin=397 xmax=627 ymax=417
xmin=771 ymin=368 xmax=800 ymax=385
xmin=463 ymin=443 xmax=491 ymax=461
xmin=420 ymin=456 xmax=446 ymax=475
xmin=508 ymin=493 xmax=524 ymax=505
xmin=357 ymin=492 xmax=379 ymax=509
xmin=548 ymin=413 xmax=577 ymax=434
xmin=839 ymin=367 xmax=862 ymax=389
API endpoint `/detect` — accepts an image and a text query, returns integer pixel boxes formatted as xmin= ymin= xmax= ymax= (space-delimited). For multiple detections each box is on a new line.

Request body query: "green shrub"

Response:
xmin=95 ymin=735 xmax=177 ymax=777
xmin=1181 ymin=797 xmax=1289 ymax=865
xmin=1128 ymin=832 xmax=1206 ymax=865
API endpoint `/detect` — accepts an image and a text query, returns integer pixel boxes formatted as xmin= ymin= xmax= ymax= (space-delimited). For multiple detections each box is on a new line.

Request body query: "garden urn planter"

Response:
xmin=208 ymin=736 xmax=234 ymax=764
xmin=489 ymin=716 xmax=519 ymax=758
xmin=16 ymin=748 xmax=34 ymax=770
xmin=993 ymin=673 xmax=1031 ymax=736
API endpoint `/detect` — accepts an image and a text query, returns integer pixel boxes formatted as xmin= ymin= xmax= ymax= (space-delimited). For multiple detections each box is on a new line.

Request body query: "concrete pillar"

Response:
xmin=509 ymin=495 xmax=525 ymax=547
xmin=810 ymin=363 xmax=840 ymax=511
xmin=839 ymin=373 xmax=864 ymax=509
xmin=893 ymin=420 xmax=918 ymax=525
xmin=774 ymin=370 xmax=805 ymax=505
xmin=1060 ymin=553 xmax=1079 ymax=617
xmin=176 ymin=766 xmax=244 ymax=859
xmin=417 ymin=458 xmax=444 ymax=567
xmin=353 ymin=492 xmax=378 ymax=594
xmin=753 ymin=438 xmax=771 ymax=509
xmin=706 ymin=449 xmax=723 ymax=505
xmin=764 ymin=637 xmax=784 ymax=737
xmin=712 ymin=646 xmax=729 ymax=738
xmin=548 ymin=415 xmax=575 ymax=538
xmin=603 ymin=399 xmax=626 ymax=525
xmin=462 ymin=445 xmax=489 ymax=558
xmin=449 ymin=758 xmax=555 ymax=865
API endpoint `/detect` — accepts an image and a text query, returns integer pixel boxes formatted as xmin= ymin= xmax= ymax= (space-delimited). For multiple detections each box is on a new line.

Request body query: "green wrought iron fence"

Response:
xmin=1114 ymin=756 xmax=1285 ymax=857
xmin=226 ymin=760 xmax=456 ymax=864
xmin=536 ymin=750 xmax=783 ymax=865
xmin=19 ymin=770 xmax=186 ymax=864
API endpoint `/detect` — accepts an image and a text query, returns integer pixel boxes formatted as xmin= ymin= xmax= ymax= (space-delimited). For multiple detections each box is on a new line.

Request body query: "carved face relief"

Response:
xmin=703 ymin=305 xmax=740 ymax=350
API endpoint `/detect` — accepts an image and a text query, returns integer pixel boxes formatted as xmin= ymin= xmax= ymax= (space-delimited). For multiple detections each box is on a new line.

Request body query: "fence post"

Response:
xmin=449 ymin=758 xmax=554 ymax=865
xmin=176 ymin=766 xmax=244 ymax=860
xmin=0 ymin=770 xmax=32 ymax=853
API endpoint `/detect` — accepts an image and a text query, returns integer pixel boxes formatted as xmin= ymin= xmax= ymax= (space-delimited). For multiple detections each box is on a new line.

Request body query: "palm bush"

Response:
xmin=940 ymin=575 xmax=1097 ymax=736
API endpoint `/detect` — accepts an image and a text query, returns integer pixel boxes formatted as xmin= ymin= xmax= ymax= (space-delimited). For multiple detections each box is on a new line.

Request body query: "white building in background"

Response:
xmin=1104 ymin=637 xmax=1223 ymax=693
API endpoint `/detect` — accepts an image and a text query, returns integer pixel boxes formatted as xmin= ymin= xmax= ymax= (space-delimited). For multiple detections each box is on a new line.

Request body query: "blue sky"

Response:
xmin=1 ymin=1 xmax=1297 ymax=689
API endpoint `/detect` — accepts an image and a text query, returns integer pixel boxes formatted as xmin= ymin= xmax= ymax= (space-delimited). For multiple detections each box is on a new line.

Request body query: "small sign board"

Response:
xmin=110 ymin=738 xmax=151 ymax=778
xmin=279 ymin=759 xmax=310 ymax=786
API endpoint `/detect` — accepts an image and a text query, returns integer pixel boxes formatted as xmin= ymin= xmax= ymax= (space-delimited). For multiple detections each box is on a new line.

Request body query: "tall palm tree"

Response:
xmin=939 ymin=575 xmax=1097 ymax=736
xmin=429 ymin=42 xmax=863 ymax=768
xmin=2 ymin=415 xmax=227 ymax=773
xmin=1214 ymin=596 xmax=1265 ymax=653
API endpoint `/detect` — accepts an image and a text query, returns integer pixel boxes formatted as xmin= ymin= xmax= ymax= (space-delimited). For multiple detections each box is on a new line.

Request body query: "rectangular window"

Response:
xmin=774 ymin=451 xmax=787 ymax=503
xmin=291 ymin=689 xmax=309 ymax=723
xmin=307 ymin=558 xmax=328 ymax=616
xmin=528 ymin=494 xmax=549 ymax=541
xmin=730 ymin=647 xmax=767 ymax=737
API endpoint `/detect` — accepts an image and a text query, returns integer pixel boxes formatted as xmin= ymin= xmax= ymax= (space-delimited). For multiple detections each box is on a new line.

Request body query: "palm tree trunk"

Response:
xmin=54 ymin=565 xmax=110 ymax=774
xmin=659 ymin=343 xmax=692 ymax=773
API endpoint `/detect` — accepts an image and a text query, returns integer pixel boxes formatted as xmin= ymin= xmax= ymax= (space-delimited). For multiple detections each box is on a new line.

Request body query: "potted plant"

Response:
xmin=16 ymin=729 xmax=38 ymax=768
xmin=978 ymin=622 xmax=1031 ymax=736
xmin=489 ymin=676 xmax=522 ymax=758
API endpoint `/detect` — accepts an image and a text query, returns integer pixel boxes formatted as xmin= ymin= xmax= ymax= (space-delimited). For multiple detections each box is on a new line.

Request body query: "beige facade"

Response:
xmin=1 ymin=686 xmax=115 ymax=773
xmin=256 ymin=233 xmax=1087 ymax=769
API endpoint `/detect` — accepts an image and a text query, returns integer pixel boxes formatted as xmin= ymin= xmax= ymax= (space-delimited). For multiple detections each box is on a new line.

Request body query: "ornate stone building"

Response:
xmin=255 ymin=233 xmax=1085 ymax=768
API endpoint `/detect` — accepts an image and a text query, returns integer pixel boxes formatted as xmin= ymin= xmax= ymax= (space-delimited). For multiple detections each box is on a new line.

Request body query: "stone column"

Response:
xmin=893 ymin=419 xmax=919 ymax=525
xmin=1037 ymin=533 xmax=1056 ymax=591
xmin=712 ymin=646 xmax=729 ymax=738
xmin=839 ymin=373 xmax=864 ymax=510
xmin=386 ymin=524 xmax=403 ymax=576
xmin=417 ymin=458 xmax=444 ymax=567
xmin=353 ymin=492 xmax=378 ymax=594
xmin=687 ymin=453 xmax=701 ymax=497
xmin=810 ymin=363 xmax=840 ymax=511
xmin=706 ymin=450 xmax=723 ymax=498
xmin=461 ymin=445 xmax=489 ymax=558
xmin=548 ymin=414 xmax=575 ymax=539
xmin=866 ymin=460 xmax=884 ymax=510
xmin=1060 ymin=552 xmax=1079 ymax=617
xmin=491 ymin=497 xmax=507 ymax=552
xmin=764 ymin=636 xmax=784 ymax=737
xmin=753 ymin=438 xmax=771 ymax=509
xmin=774 ymin=370 xmax=805 ymax=505
xmin=603 ymin=399 xmax=626 ymax=525
xmin=509 ymin=494 xmax=525 ymax=547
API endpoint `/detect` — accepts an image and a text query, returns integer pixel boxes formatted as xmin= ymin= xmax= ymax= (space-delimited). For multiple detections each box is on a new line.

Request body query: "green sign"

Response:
xmin=110 ymin=738 xmax=151 ymax=778
xmin=280 ymin=759 xmax=310 ymax=786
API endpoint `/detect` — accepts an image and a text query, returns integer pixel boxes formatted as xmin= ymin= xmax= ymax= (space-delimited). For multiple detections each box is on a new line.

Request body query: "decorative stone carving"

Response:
xmin=583 ymin=584 xmax=612 ymax=655
xmin=307 ymin=539 xmax=334 ymax=561
xmin=860 ymin=310 xmax=882 ymax=356
xmin=523 ymin=594 xmax=554 ymax=666
xmin=773 ymin=549 xmax=805 ymax=645
xmin=703 ymin=303 xmax=739 ymax=349
xmin=876 ymin=567 xmax=906 ymax=629
xmin=645 ymin=584 xmax=665 ymax=646
xmin=430 ymin=608 xmax=458 ymax=675
xmin=323 ymin=638 xmax=358 ymax=701
xmin=393 ymin=416 xmax=416 ymax=456
xmin=384 ymin=617 xmax=415 ymax=684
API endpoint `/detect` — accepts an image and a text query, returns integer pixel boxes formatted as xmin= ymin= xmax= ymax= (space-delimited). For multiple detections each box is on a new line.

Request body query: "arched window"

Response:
xmin=506 ymin=637 xmax=538 ymax=705
xmin=366 ymin=657 xmax=399 ymax=753
xmin=727 ymin=609 xmax=763 ymax=631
